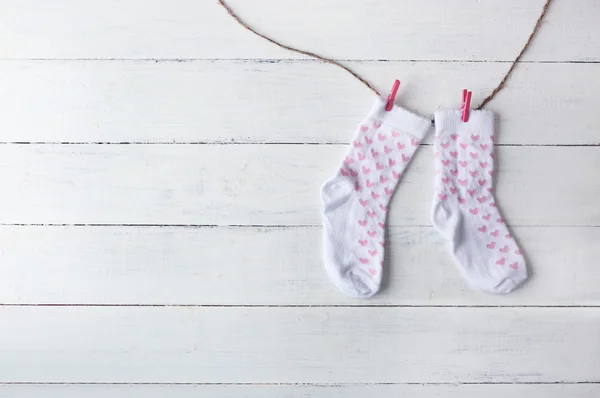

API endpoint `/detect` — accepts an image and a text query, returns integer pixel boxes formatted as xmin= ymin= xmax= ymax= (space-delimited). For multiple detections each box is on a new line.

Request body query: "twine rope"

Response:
xmin=217 ymin=0 xmax=554 ymax=110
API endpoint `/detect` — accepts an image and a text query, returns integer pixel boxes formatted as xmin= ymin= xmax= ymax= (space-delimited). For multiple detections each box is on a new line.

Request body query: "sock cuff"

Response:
xmin=367 ymin=98 xmax=432 ymax=140
xmin=434 ymin=110 xmax=495 ymax=138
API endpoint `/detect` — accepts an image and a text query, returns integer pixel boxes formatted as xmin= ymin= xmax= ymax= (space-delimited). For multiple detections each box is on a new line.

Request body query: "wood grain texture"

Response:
xmin=0 ymin=145 xmax=597 ymax=226
xmin=1 ymin=0 xmax=597 ymax=61
xmin=1 ymin=0 xmax=599 ymax=393
xmin=1 ymin=384 xmax=599 ymax=398
xmin=0 ymin=61 xmax=598 ymax=144
xmin=1 ymin=306 xmax=599 ymax=383
xmin=1 ymin=225 xmax=599 ymax=306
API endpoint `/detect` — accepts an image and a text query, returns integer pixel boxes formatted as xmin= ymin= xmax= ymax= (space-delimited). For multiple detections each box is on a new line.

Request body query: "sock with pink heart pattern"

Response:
xmin=431 ymin=110 xmax=528 ymax=294
xmin=321 ymin=98 xmax=431 ymax=298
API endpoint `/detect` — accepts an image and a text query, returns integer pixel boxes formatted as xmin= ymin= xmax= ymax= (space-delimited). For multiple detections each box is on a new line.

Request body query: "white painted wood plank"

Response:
xmin=0 ymin=0 xmax=596 ymax=61
xmin=0 ymin=307 xmax=598 ymax=383
xmin=0 ymin=61 xmax=598 ymax=145
xmin=0 ymin=145 xmax=597 ymax=226
xmin=1 ymin=226 xmax=599 ymax=306
xmin=1 ymin=384 xmax=599 ymax=398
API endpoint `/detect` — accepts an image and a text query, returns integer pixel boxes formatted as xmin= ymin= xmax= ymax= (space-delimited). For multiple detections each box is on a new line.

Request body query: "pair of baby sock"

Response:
xmin=321 ymin=98 xmax=527 ymax=298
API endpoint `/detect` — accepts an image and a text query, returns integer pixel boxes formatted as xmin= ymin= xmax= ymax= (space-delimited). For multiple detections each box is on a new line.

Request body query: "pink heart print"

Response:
xmin=366 ymin=179 xmax=375 ymax=188
xmin=371 ymin=149 xmax=379 ymax=158
xmin=358 ymin=220 xmax=367 ymax=227
xmin=378 ymin=133 xmax=387 ymax=141
xmin=371 ymin=191 xmax=380 ymax=199
xmin=362 ymin=166 xmax=371 ymax=175
xmin=496 ymin=257 xmax=506 ymax=266
xmin=384 ymin=146 xmax=393 ymax=154
xmin=441 ymin=142 xmax=450 ymax=149
xmin=360 ymin=258 xmax=370 ymax=264
xmin=384 ymin=187 xmax=393 ymax=196
xmin=397 ymin=142 xmax=405 ymax=150
xmin=357 ymin=153 xmax=366 ymax=161
xmin=471 ymin=134 xmax=480 ymax=141
xmin=359 ymin=199 xmax=368 ymax=207
xmin=402 ymin=153 xmax=410 ymax=162
xmin=460 ymin=143 xmax=469 ymax=150
xmin=389 ymin=158 xmax=396 ymax=166
xmin=358 ymin=239 xmax=368 ymax=246
xmin=353 ymin=141 xmax=363 ymax=148
xmin=367 ymin=230 xmax=377 ymax=237
xmin=345 ymin=156 xmax=354 ymax=164
xmin=376 ymin=163 xmax=384 ymax=170
xmin=487 ymin=242 xmax=496 ymax=249
xmin=411 ymin=138 xmax=419 ymax=146
xmin=365 ymin=136 xmax=373 ymax=144
xmin=392 ymin=131 xmax=401 ymax=138
xmin=378 ymin=222 xmax=385 ymax=229
xmin=360 ymin=125 xmax=369 ymax=132
xmin=367 ymin=211 xmax=377 ymax=218
xmin=373 ymin=121 xmax=382 ymax=128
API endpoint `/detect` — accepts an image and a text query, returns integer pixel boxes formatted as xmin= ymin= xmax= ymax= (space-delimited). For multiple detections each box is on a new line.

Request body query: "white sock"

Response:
xmin=321 ymin=98 xmax=432 ymax=298
xmin=432 ymin=110 xmax=528 ymax=294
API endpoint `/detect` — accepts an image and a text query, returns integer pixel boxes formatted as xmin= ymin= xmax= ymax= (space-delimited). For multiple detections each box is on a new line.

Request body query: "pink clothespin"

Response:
xmin=461 ymin=89 xmax=472 ymax=122
xmin=385 ymin=79 xmax=401 ymax=111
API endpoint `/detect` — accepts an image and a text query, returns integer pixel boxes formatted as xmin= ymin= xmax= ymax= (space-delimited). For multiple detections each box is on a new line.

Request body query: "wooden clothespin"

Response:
xmin=461 ymin=89 xmax=472 ymax=122
xmin=385 ymin=79 xmax=401 ymax=111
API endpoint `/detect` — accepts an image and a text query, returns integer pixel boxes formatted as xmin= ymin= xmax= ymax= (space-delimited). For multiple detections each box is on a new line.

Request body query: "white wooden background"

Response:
xmin=1 ymin=0 xmax=599 ymax=396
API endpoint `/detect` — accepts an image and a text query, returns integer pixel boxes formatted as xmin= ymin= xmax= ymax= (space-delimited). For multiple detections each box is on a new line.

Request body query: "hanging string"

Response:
xmin=217 ymin=0 xmax=380 ymax=96
xmin=476 ymin=0 xmax=553 ymax=109
xmin=217 ymin=0 xmax=553 ymax=109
